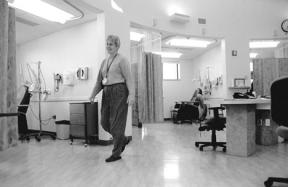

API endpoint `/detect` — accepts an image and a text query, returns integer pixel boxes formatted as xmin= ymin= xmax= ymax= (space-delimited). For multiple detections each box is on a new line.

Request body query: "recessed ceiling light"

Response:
xmin=153 ymin=51 xmax=182 ymax=58
xmin=249 ymin=40 xmax=280 ymax=48
xmin=111 ymin=0 xmax=123 ymax=13
xmin=166 ymin=38 xmax=215 ymax=48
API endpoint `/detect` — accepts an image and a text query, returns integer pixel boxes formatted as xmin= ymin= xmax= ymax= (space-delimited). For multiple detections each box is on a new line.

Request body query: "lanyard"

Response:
xmin=105 ymin=54 xmax=118 ymax=76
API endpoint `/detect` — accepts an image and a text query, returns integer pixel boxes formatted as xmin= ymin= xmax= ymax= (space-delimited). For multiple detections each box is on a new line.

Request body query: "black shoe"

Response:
xmin=121 ymin=138 xmax=130 ymax=152
xmin=105 ymin=155 xmax=121 ymax=162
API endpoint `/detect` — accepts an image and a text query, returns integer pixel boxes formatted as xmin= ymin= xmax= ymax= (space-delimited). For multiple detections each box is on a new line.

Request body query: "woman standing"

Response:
xmin=89 ymin=35 xmax=134 ymax=162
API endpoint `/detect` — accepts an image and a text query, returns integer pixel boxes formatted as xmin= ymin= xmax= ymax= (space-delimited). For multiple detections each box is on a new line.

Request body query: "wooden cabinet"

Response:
xmin=69 ymin=102 xmax=98 ymax=146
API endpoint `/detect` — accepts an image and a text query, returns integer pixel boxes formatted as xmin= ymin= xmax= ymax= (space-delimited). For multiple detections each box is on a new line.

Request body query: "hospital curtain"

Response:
xmin=138 ymin=52 xmax=164 ymax=123
xmin=130 ymin=30 xmax=163 ymax=125
xmin=252 ymin=58 xmax=288 ymax=96
xmin=0 ymin=0 xmax=17 ymax=150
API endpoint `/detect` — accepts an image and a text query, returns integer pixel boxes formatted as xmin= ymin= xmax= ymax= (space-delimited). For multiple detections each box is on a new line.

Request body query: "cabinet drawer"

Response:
xmin=70 ymin=104 xmax=85 ymax=114
xmin=70 ymin=114 xmax=85 ymax=125
xmin=70 ymin=124 xmax=85 ymax=138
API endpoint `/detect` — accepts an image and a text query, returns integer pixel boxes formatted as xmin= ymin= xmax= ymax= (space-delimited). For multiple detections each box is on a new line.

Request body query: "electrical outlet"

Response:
xmin=52 ymin=115 xmax=56 ymax=119
xmin=265 ymin=119 xmax=270 ymax=126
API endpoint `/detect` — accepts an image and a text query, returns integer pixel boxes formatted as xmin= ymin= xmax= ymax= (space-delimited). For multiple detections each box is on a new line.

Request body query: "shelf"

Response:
xmin=228 ymin=86 xmax=250 ymax=89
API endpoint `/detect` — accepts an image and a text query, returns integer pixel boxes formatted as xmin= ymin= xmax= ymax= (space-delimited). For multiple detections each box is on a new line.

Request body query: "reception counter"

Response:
xmin=222 ymin=98 xmax=271 ymax=157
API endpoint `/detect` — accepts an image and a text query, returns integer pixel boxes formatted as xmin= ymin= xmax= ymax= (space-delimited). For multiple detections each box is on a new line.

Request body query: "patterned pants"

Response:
xmin=101 ymin=83 xmax=128 ymax=157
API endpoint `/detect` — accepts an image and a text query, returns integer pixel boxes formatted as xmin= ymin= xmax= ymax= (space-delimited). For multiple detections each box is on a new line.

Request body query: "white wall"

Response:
xmin=163 ymin=61 xmax=197 ymax=118
xmin=17 ymin=19 xmax=105 ymax=100
xmin=17 ymin=19 xmax=105 ymax=132
xmin=86 ymin=0 xmax=288 ymax=103
xmin=191 ymin=41 xmax=226 ymax=99
xmin=17 ymin=13 xmax=132 ymax=141
xmin=111 ymin=0 xmax=288 ymax=38
xmin=163 ymin=42 xmax=226 ymax=118
xmin=16 ymin=0 xmax=288 ymax=128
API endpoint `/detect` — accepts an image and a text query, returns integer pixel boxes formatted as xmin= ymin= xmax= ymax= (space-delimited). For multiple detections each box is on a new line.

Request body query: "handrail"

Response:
xmin=0 ymin=113 xmax=19 ymax=117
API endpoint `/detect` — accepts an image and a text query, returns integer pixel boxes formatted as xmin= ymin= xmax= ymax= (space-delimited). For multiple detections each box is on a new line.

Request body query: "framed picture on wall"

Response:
xmin=234 ymin=78 xmax=245 ymax=87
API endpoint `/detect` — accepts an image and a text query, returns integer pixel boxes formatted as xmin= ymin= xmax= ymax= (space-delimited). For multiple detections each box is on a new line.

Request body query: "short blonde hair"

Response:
xmin=107 ymin=35 xmax=121 ymax=48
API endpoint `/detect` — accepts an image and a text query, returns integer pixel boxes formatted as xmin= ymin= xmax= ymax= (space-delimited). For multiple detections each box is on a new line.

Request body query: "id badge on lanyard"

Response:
xmin=102 ymin=54 xmax=117 ymax=85
xmin=102 ymin=77 xmax=108 ymax=85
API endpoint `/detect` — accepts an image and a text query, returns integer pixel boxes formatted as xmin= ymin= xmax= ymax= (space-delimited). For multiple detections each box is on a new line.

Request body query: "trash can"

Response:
xmin=55 ymin=120 xmax=70 ymax=140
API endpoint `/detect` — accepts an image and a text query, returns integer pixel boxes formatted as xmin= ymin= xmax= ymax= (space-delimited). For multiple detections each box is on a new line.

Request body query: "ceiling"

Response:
xmin=14 ymin=0 xmax=219 ymax=60
xmin=130 ymin=23 xmax=221 ymax=61
xmin=14 ymin=0 xmax=286 ymax=60
xmin=160 ymin=33 xmax=221 ymax=61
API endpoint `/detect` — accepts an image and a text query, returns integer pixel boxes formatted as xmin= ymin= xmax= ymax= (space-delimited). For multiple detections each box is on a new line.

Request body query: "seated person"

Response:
xmin=190 ymin=88 xmax=205 ymax=119
xmin=276 ymin=126 xmax=288 ymax=142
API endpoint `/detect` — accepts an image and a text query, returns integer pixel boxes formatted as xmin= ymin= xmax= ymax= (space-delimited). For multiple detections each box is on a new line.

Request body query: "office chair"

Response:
xmin=18 ymin=86 xmax=41 ymax=142
xmin=176 ymin=102 xmax=199 ymax=124
xmin=195 ymin=106 xmax=226 ymax=152
xmin=264 ymin=76 xmax=288 ymax=187
xmin=0 ymin=86 xmax=39 ymax=141
xmin=171 ymin=102 xmax=181 ymax=123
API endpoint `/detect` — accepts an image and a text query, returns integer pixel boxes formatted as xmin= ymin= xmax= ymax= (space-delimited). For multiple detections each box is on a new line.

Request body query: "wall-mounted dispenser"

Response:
xmin=62 ymin=71 xmax=75 ymax=86
xmin=76 ymin=67 xmax=88 ymax=80
xmin=54 ymin=73 xmax=63 ymax=92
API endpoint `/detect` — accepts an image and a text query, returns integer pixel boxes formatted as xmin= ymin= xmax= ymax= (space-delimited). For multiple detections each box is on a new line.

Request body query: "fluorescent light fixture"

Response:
xmin=249 ymin=40 xmax=280 ymax=48
xmin=8 ymin=0 xmax=74 ymax=24
xmin=130 ymin=31 xmax=145 ymax=42
xmin=249 ymin=52 xmax=258 ymax=58
xmin=111 ymin=0 xmax=123 ymax=13
xmin=153 ymin=51 xmax=182 ymax=58
xmin=166 ymin=38 xmax=215 ymax=48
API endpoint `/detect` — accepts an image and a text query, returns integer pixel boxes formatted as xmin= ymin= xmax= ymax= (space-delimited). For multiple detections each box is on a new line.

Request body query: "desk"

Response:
xmin=222 ymin=98 xmax=270 ymax=157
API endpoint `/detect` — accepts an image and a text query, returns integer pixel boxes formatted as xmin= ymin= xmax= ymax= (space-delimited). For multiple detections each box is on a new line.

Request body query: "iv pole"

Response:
xmin=35 ymin=61 xmax=56 ymax=141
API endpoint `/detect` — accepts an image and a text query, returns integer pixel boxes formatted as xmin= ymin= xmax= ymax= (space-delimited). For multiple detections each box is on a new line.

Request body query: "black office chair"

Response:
xmin=195 ymin=106 xmax=226 ymax=152
xmin=0 ymin=86 xmax=38 ymax=141
xmin=264 ymin=76 xmax=288 ymax=187
xmin=171 ymin=102 xmax=181 ymax=123
xmin=18 ymin=86 xmax=42 ymax=142
xmin=175 ymin=102 xmax=199 ymax=124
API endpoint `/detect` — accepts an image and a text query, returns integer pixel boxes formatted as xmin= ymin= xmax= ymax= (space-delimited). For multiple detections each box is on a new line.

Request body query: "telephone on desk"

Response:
xmin=233 ymin=92 xmax=256 ymax=99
